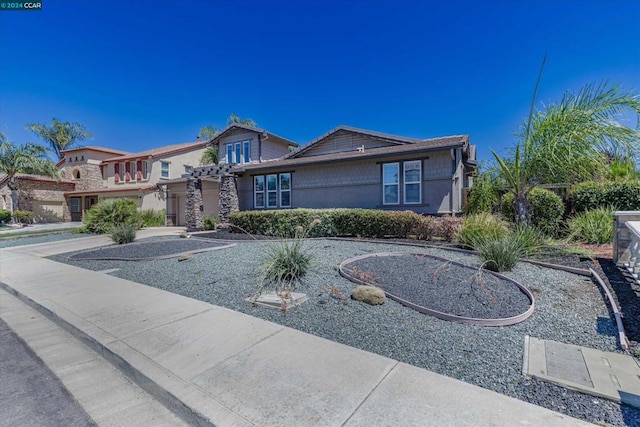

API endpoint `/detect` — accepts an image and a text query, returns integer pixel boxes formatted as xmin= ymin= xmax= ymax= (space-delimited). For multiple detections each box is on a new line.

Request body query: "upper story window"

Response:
xmin=243 ymin=141 xmax=251 ymax=163
xmin=226 ymin=144 xmax=233 ymax=164
xmin=235 ymin=143 xmax=241 ymax=164
xmin=184 ymin=165 xmax=193 ymax=175
xmin=161 ymin=161 xmax=170 ymax=178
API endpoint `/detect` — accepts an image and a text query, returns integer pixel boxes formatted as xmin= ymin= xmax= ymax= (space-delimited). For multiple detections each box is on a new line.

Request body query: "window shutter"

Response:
xmin=114 ymin=163 xmax=120 ymax=182
xmin=125 ymin=162 xmax=131 ymax=181
xmin=136 ymin=160 xmax=143 ymax=180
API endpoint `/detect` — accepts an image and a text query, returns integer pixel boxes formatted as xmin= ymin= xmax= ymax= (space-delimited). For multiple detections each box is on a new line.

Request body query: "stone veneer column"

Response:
xmin=613 ymin=211 xmax=640 ymax=264
xmin=218 ymin=175 xmax=239 ymax=224
xmin=185 ymin=177 xmax=204 ymax=231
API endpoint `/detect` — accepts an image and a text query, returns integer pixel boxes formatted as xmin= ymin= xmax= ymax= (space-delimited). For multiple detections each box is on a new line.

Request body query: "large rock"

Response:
xmin=351 ymin=285 xmax=386 ymax=305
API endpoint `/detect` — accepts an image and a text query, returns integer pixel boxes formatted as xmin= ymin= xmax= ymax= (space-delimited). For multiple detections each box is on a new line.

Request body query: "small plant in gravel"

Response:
xmin=204 ymin=215 xmax=220 ymax=231
xmin=472 ymin=226 xmax=542 ymax=272
xmin=566 ymin=207 xmax=614 ymax=245
xmin=110 ymin=223 xmax=137 ymax=244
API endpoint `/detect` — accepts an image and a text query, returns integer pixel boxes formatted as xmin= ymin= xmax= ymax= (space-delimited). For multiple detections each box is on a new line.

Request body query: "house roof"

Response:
xmin=64 ymin=185 xmax=156 ymax=196
xmin=207 ymin=124 xmax=299 ymax=148
xmin=285 ymin=125 xmax=429 ymax=159
xmin=238 ymin=134 xmax=470 ymax=173
xmin=102 ymin=141 xmax=207 ymax=163
xmin=60 ymin=146 xmax=131 ymax=156
xmin=0 ymin=173 xmax=75 ymax=186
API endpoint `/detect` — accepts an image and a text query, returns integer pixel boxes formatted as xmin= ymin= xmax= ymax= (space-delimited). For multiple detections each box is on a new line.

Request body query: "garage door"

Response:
xmin=32 ymin=201 xmax=64 ymax=223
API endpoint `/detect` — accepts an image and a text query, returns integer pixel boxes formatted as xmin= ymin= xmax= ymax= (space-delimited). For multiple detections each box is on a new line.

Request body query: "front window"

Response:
xmin=254 ymin=176 xmax=265 ymax=208
xmin=130 ymin=161 xmax=137 ymax=181
xmin=161 ymin=161 xmax=170 ymax=178
xmin=243 ymin=141 xmax=251 ymax=163
xmin=141 ymin=160 xmax=148 ymax=180
xmin=266 ymin=174 xmax=278 ymax=208
xmin=403 ymin=160 xmax=422 ymax=204
xmin=235 ymin=143 xmax=241 ymax=164
xmin=226 ymin=144 xmax=233 ymax=164
xmin=280 ymin=173 xmax=291 ymax=207
xmin=383 ymin=163 xmax=399 ymax=205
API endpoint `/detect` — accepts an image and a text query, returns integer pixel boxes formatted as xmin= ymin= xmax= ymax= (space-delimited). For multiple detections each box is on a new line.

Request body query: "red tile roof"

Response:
xmin=102 ymin=141 xmax=207 ymax=163
xmin=64 ymin=185 xmax=157 ymax=196
xmin=0 ymin=173 xmax=75 ymax=186
xmin=59 ymin=146 xmax=131 ymax=156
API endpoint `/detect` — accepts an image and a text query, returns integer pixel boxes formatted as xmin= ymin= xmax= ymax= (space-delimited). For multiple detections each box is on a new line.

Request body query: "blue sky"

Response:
xmin=1 ymin=0 xmax=639 ymax=165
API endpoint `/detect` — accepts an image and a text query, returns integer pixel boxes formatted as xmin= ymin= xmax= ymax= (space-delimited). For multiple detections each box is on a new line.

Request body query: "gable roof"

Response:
xmin=59 ymin=146 xmax=131 ymax=156
xmin=0 ymin=173 xmax=75 ymax=186
xmin=239 ymin=134 xmax=469 ymax=172
xmin=285 ymin=125 xmax=427 ymax=159
xmin=103 ymin=141 xmax=207 ymax=163
xmin=208 ymin=123 xmax=299 ymax=148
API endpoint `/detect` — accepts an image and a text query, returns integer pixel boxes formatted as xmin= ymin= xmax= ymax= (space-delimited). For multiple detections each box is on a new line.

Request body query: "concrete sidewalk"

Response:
xmin=0 ymin=229 xmax=594 ymax=426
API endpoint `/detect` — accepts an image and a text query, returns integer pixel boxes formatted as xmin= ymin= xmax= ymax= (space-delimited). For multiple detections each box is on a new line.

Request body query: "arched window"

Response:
xmin=74 ymin=169 xmax=81 ymax=180
xmin=1 ymin=195 xmax=6 ymax=210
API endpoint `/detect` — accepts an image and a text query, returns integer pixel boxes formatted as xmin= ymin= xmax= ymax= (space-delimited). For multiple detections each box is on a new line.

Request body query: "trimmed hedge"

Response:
xmin=501 ymin=187 xmax=564 ymax=236
xmin=228 ymin=208 xmax=461 ymax=241
xmin=568 ymin=180 xmax=640 ymax=213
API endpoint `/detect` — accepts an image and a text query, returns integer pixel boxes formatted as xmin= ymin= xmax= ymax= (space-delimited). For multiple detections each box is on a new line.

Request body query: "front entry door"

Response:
xmin=70 ymin=197 xmax=82 ymax=221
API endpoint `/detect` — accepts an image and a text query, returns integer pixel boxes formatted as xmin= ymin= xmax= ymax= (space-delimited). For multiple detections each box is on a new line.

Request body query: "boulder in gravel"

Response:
xmin=351 ymin=285 xmax=386 ymax=305
xmin=177 ymin=253 xmax=192 ymax=261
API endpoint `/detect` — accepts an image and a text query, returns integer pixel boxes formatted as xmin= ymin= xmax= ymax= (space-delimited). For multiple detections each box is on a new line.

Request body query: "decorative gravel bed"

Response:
xmin=68 ymin=238 xmax=233 ymax=261
xmin=0 ymin=232 xmax=92 ymax=249
xmin=49 ymin=237 xmax=639 ymax=427
xmin=342 ymin=253 xmax=533 ymax=322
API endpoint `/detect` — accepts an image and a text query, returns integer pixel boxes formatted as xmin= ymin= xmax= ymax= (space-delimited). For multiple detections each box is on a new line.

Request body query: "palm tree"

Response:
xmin=198 ymin=125 xmax=219 ymax=141
xmin=200 ymin=146 xmax=219 ymax=165
xmin=493 ymin=58 xmax=640 ymax=225
xmin=227 ymin=113 xmax=257 ymax=127
xmin=0 ymin=135 xmax=61 ymax=213
xmin=26 ymin=118 xmax=92 ymax=160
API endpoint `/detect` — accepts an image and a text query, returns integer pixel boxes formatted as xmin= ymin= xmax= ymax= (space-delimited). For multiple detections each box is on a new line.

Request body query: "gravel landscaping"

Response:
xmin=48 ymin=236 xmax=640 ymax=426
xmin=0 ymin=232 xmax=91 ymax=249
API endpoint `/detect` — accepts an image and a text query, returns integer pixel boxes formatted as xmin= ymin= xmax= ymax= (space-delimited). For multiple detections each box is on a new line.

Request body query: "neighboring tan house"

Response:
xmin=169 ymin=125 xmax=477 ymax=229
xmin=58 ymin=141 xmax=207 ymax=221
xmin=0 ymin=174 xmax=76 ymax=222
xmin=162 ymin=124 xmax=298 ymax=226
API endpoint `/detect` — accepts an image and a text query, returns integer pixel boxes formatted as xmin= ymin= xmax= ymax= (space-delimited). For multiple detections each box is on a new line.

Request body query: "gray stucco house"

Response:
xmin=162 ymin=124 xmax=477 ymax=227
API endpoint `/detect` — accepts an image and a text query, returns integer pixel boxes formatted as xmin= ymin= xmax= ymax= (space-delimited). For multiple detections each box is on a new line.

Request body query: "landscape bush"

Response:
xmin=229 ymin=209 xmax=461 ymax=241
xmin=110 ymin=223 xmax=137 ymax=244
xmin=472 ymin=225 xmax=543 ymax=272
xmin=204 ymin=215 xmax=220 ymax=231
xmin=464 ymin=173 xmax=499 ymax=215
xmin=82 ymin=198 xmax=141 ymax=234
xmin=457 ymin=213 xmax=509 ymax=249
xmin=0 ymin=209 xmax=11 ymax=224
xmin=501 ymin=188 xmax=564 ymax=236
xmin=566 ymin=207 xmax=614 ymax=244
xmin=139 ymin=209 xmax=165 ymax=227
xmin=12 ymin=210 xmax=34 ymax=224
xmin=568 ymin=180 xmax=640 ymax=213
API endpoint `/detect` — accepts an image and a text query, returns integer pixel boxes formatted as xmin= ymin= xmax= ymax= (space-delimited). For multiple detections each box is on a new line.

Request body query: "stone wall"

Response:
xmin=0 ymin=177 xmax=76 ymax=222
xmin=613 ymin=211 xmax=640 ymax=264
xmin=219 ymin=175 xmax=239 ymax=223
xmin=60 ymin=162 xmax=105 ymax=191
xmin=185 ymin=178 xmax=204 ymax=231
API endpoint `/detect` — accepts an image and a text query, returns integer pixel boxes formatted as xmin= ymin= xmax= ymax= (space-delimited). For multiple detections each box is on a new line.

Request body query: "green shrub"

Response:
xmin=569 ymin=180 xmax=640 ymax=213
xmin=501 ymin=188 xmax=564 ymax=236
xmin=12 ymin=210 xmax=34 ymax=224
xmin=0 ymin=209 xmax=11 ymax=223
xmin=473 ymin=226 xmax=542 ymax=272
xmin=83 ymin=198 xmax=140 ymax=234
xmin=261 ymin=239 xmax=312 ymax=288
xmin=567 ymin=207 xmax=614 ymax=244
xmin=110 ymin=223 xmax=137 ymax=244
xmin=464 ymin=173 xmax=499 ymax=214
xmin=204 ymin=215 xmax=220 ymax=230
xmin=457 ymin=213 xmax=509 ymax=249
xmin=139 ymin=209 xmax=165 ymax=227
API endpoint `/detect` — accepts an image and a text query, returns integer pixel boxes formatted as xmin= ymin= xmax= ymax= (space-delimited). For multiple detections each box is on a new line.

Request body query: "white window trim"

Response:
xmin=403 ymin=160 xmax=422 ymax=204
xmin=130 ymin=161 xmax=137 ymax=182
xmin=243 ymin=140 xmax=251 ymax=163
xmin=382 ymin=162 xmax=400 ymax=205
xmin=160 ymin=161 xmax=170 ymax=179
xmin=266 ymin=174 xmax=278 ymax=208
xmin=254 ymin=176 xmax=265 ymax=208
xmin=226 ymin=144 xmax=233 ymax=164
xmin=280 ymin=173 xmax=291 ymax=208
xmin=141 ymin=160 xmax=149 ymax=181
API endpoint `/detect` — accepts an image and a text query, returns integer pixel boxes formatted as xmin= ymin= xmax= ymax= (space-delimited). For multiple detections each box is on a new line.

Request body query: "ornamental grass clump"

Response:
xmin=567 ymin=207 xmax=614 ymax=244
xmin=258 ymin=220 xmax=319 ymax=299
xmin=457 ymin=213 xmax=509 ymax=249
xmin=110 ymin=223 xmax=137 ymax=244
